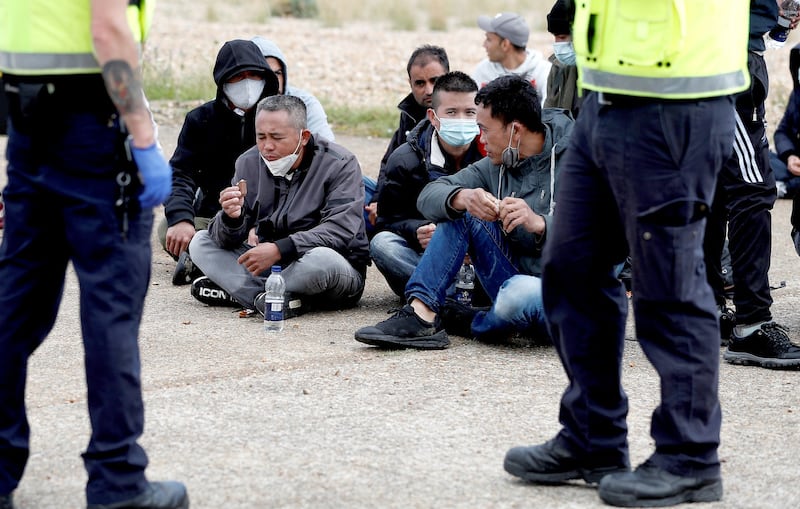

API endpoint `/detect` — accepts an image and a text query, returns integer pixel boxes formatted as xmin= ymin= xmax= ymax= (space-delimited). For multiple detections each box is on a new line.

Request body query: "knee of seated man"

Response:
xmin=494 ymin=275 xmax=542 ymax=319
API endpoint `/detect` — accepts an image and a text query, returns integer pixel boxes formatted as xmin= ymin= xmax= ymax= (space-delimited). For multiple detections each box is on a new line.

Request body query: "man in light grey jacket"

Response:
xmin=188 ymin=95 xmax=369 ymax=316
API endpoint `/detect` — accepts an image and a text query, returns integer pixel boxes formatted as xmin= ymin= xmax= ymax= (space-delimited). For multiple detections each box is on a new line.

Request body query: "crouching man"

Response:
xmin=189 ymin=95 xmax=369 ymax=316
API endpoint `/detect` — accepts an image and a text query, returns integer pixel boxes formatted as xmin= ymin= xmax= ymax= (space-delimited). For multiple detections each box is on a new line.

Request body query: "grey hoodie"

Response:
xmin=250 ymin=36 xmax=335 ymax=141
xmin=416 ymin=108 xmax=574 ymax=277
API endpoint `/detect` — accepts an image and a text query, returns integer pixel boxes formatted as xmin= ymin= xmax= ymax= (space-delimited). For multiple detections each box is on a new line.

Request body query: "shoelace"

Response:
xmin=760 ymin=322 xmax=794 ymax=349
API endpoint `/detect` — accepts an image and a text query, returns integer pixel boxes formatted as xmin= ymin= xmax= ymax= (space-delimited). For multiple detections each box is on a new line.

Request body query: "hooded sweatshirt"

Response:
xmin=416 ymin=108 xmax=573 ymax=277
xmin=250 ymin=36 xmax=335 ymax=141
xmin=165 ymin=40 xmax=279 ymax=228
xmin=472 ymin=49 xmax=551 ymax=105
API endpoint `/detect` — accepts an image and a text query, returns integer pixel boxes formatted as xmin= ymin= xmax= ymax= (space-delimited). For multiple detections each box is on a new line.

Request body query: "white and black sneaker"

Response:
xmin=190 ymin=276 xmax=240 ymax=307
xmin=253 ymin=292 xmax=308 ymax=319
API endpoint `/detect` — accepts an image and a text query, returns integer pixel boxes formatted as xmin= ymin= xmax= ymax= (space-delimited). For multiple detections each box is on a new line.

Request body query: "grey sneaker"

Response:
xmin=354 ymin=305 xmax=449 ymax=349
xmin=724 ymin=321 xmax=800 ymax=369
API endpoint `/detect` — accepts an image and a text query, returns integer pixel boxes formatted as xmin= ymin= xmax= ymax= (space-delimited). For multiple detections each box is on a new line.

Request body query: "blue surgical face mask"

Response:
xmin=434 ymin=114 xmax=480 ymax=147
xmin=553 ymin=41 xmax=576 ymax=66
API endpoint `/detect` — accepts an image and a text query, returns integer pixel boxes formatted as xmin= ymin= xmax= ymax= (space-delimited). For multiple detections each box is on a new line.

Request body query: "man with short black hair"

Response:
xmin=472 ymin=12 xmax=551 ymax=104
xmin=364 ymin=45 xmax=450 ymax=227
xmin=370 ymin=71 xmax=484 ymax=297
xmin=355 ymin=75 xmax=573 ymax=350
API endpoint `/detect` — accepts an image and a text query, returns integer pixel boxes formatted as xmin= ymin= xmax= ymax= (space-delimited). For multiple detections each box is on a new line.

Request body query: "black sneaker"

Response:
xmin=87 ymin=481 xmax=188 ymax=509
xmin=190 ymin=276 xmax=240 ymax=307
xmin=504 ymin=438 xmax=628 ymax=485
xmin=354 ymin=305 xmax=449 ymax=350
xmin=253 ymin=291 xmax=308 ymax=319
xmin=718 ymin=304 xmax=735 ymax=346
xmin=172 ymin=251 xmax=203 ymax=286
xmin=0 ymin=493 xmax=13 ymax=509
xmin=724 ymin=321 xmax=800 ymax=369
xmin=439 ymin=298 xmax=488 ymax=337
xmin=598 ymin=460 xmax=722 ymax=507
xmin=792 ymin=228 xmax=800 ymax=258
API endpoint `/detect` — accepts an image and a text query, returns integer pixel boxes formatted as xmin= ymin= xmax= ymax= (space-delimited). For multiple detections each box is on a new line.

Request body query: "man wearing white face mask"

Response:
xmin=544 ymin=0 xmax=580 ymax=117
xmin=370 ymin=71 xmax=484 ymax=297
xmin=188 ymin=95 xmax=369 ymax=316
xmin=159 ymin=39 xmax=279 ymax=287
xmin=355 ymin=75 xmax=574 ymax=350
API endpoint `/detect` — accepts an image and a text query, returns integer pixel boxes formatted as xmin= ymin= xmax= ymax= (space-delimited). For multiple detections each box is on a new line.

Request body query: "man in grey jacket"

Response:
xmin=355 ymin=75 xmax=573 ymax=349
xmin=188 ymin=95 xmax=369 ymax=315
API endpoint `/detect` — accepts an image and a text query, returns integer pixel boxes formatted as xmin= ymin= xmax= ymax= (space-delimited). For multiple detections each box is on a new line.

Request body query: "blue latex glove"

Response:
xmin=130 ymin=141 xmax=172 ymax=208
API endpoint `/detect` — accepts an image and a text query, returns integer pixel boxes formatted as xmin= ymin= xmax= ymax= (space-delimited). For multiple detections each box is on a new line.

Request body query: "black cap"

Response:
xmin=546 ymin=0 xmax=573 ymax=36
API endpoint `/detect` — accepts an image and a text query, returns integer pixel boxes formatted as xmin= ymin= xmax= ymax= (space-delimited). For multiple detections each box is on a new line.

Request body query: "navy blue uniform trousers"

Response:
xmin=542 ymin=92 xmax=734 ymax=479
xmin=0 ymin=84 xmax=152 ymax=504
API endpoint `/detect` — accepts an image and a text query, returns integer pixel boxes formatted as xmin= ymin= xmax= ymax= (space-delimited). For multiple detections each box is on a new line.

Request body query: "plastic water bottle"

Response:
xmin=766 ymin=0 xmax=800 ymax=49
xmin=263 ymin=265 xmax=285 ymax=333
xmin=455 ymin=260 xmax=475 ymax=306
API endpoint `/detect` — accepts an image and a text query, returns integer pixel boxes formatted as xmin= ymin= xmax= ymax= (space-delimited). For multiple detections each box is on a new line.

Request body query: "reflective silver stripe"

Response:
xmin=0 ymin=51 xmax=99 ymax=72
xmin=582 ymin=68 xmax=747 ymax=97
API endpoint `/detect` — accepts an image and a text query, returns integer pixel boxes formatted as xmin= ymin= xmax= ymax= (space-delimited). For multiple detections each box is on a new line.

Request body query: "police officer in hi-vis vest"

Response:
xmin=504 ymin=1 xmax=749 ymax=506
xmin=0 ymin=1 xmax=188 ymax=508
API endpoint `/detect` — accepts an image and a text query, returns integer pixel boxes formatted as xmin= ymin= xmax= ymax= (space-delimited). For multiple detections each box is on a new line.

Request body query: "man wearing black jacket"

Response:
xmin=364 ymin=45 xmax=449 ymax=227
xmin=370 ymin=71 xmax=483 ymax=296
xmin=158 ymin=39 xmax=279 ymax=285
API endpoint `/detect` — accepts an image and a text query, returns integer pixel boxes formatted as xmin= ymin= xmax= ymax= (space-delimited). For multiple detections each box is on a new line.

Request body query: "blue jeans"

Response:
xmin=0 ymin=110 xmax=150 ymax=504
xmin=405 ymin=215 xmax=546 ymax=337
xmin=370 ymin=231 xmax=422 ymax=297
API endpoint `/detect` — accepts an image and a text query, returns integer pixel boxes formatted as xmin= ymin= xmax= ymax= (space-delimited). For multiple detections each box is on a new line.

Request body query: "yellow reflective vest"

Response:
xmin=0 ymin=0 xmax=152 ymax=76
xmin=574 ymin=0 xmax=750 ymax=99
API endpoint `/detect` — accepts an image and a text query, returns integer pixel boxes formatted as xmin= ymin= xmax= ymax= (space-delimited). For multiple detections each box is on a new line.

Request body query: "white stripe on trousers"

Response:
xmin=731 ymin=111 xmax=763 ymax=184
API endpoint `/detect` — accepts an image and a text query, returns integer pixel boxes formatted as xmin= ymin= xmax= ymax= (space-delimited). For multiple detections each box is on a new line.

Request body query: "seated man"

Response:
xmin=355 ymin=75 xmax=573 ymax=349
xmin=160 ymin=40 xmax=279 ymax=285
xmin=189 ymin=95 xmax=370 ymax=316
xmin=250 ymin=36 xmax=336 ymax=141
xmin=364 ymin=45 xmax=450 ymax=229
xmin=371 ymin=71 xmax=484 ymax=297
xmin=472 ymin=12 xmax=551 ymax=104
xmin=250 ymin=35 xmax=379 ymax=237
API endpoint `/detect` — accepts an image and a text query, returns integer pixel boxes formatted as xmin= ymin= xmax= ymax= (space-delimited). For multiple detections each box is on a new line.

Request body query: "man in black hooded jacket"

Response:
xmin=158 ymin=39 xmax=279 ymax=285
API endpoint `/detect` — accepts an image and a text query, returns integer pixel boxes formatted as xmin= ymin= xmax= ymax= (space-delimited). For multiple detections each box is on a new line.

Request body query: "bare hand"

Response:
xmin=165 ymin=221 xmax=196 ymax=257
xmin=416 ymin=223 xmax=436 ymax=250
xmin=219 ymin=185 xmax=244 ymax=219
xmin=247 ymin=227 xmax=259 ymax=247
xmin=452 ymin=189 xmax=500 ymax=221
xmin=365 ymin=202 xmax=378 ymax=226
xmin=499 ymin=197 xmax=544 ymax=234
xmin=237 ymin=242 xmax=281 ymax=276
xmin=788 ymin=155 xmax=800 ymax=177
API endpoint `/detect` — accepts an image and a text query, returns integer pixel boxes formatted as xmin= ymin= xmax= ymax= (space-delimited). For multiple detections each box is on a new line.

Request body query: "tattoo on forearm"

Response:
xmin=102 ymin=60 xmax=145 ymax=115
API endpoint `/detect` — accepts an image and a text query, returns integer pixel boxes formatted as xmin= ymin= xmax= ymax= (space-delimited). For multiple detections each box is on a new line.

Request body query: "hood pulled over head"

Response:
xmin=250 ymin=36 xmax=289 ymax=90
xmin=212 ymin=39 xmax=279 ymax=99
